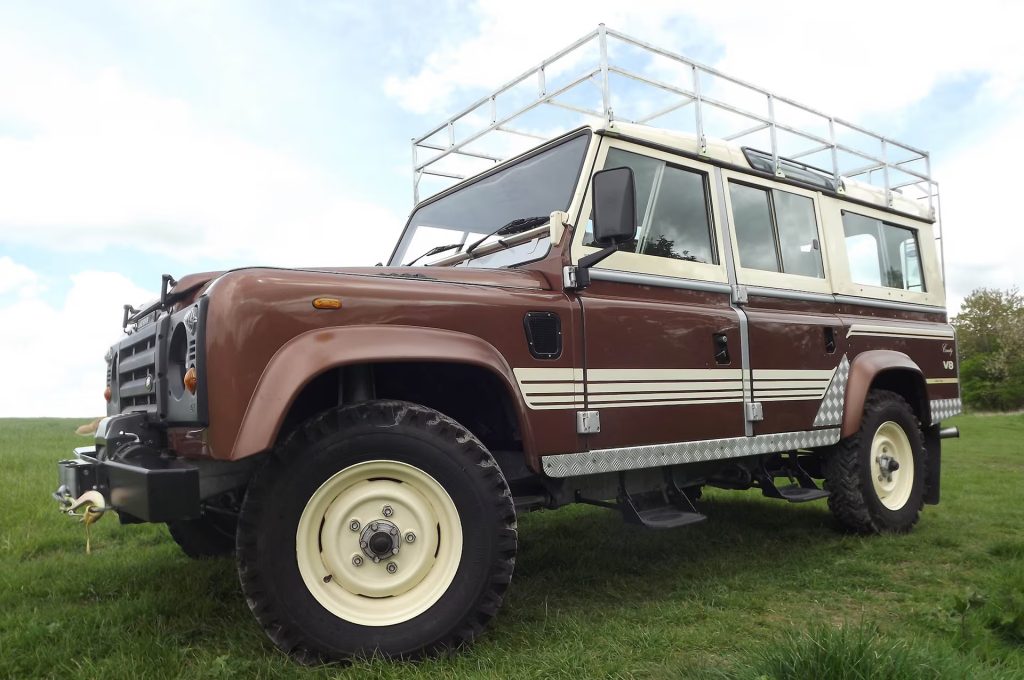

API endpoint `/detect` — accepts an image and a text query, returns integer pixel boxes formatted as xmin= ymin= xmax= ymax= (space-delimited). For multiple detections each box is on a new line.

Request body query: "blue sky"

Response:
xmin=1 ymin=0 xmax=1021 ymax=416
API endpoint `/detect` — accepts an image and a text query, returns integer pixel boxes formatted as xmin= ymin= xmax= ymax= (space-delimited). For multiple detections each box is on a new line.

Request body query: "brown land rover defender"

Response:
xmin=54 ymin=27 xmax=961 ymax=663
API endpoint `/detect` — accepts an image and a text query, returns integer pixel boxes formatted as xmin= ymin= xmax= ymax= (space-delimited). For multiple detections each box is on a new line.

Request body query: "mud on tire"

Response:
xmin=236 ymin=400 xmax=517 ymax=663
xmin=823 ymin=389 xmax=927 ymax=534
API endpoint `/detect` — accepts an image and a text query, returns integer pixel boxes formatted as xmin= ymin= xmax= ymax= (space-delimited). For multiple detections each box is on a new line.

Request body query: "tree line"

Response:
xmin=951 ymin=287 xmax=1024 ymax=412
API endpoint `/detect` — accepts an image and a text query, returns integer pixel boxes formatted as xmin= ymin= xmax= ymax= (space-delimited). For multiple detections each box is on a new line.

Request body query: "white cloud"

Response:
xmin=0 ymin=256 xmax=42 ymax=297
xmin=935 ymin=113 xmax=1024 ymax=312
xmin=0 ymin=42 xmax=403 ymax=268
xmin=0 ymin=264 xmax=154 ymax=417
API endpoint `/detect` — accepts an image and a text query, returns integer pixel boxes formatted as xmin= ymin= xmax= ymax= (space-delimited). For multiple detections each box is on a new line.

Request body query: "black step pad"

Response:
xmin=633 ymin=506 xmax=707 ymax=529
xmin=773 ymin=484 xmax=830 ymax=503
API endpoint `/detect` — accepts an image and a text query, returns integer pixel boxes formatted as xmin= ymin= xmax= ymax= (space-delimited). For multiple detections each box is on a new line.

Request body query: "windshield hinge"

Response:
xmin=563 ymin=265 xmax=579 ymax=290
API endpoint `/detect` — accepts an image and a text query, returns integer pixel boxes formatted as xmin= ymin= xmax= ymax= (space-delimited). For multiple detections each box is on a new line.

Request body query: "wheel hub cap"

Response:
xmin=360 ymin=520 xmax=400 ymax=561
xmin=870 ymin=421 xmax=914 ymax=511
xmin=295 ymin=460 xmax=463 ymax=627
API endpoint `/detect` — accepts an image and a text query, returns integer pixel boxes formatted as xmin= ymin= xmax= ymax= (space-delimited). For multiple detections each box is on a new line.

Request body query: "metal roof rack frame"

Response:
xmin=411 ymin=24 xmax=944 ymax=280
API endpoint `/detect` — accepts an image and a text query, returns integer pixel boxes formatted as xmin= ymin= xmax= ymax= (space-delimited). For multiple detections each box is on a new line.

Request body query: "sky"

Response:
xmin=1 ymin=0 xmax=1022 ymax=417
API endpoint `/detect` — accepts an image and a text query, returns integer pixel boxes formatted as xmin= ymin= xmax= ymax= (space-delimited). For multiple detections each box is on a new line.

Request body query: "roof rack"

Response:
xmin=410 ymin=24 xmax=943 ymax=273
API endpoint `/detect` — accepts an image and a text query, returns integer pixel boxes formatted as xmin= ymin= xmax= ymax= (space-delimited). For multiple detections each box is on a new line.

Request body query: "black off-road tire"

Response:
xmin=823 ymin=389 xmax=927 ymax=534
xmin=236 ymin=400 xmax=517 ymax=664
xmin=167 ymin=514 xmax=237 ymax=559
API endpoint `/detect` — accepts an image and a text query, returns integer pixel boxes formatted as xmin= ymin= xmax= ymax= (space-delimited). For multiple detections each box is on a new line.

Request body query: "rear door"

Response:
xmin=721 ymin=172 xmax=845 ymax=434
xmin=572 ymin=140 xmax=745 ymax=451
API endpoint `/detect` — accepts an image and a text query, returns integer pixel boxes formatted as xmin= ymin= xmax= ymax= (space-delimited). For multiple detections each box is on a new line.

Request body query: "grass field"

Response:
xmin=1 ymin=414 xmax=1022 ymax=679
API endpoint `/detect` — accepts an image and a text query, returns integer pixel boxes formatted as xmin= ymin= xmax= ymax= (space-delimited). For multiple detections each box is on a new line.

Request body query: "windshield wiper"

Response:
xmin=403 ymin=243 xmax=464 ymax=266
xmin=464 ymin=216 xmax=550 ymax=255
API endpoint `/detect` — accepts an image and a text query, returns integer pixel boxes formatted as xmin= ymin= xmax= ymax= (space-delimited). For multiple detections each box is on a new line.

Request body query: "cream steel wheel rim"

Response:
xmin=296 ymin=460 xmax=463 ymax=626
xmin=869 ymin=421 xmax=915 ymax=511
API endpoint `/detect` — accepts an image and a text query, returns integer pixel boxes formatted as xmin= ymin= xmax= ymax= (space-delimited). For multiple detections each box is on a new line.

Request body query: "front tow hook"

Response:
xmin=56 ymin=486 xmax=110 ymax=554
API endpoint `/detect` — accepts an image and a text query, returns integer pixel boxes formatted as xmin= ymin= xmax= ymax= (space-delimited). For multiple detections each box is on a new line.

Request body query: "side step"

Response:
xmin=577 ymin=473 xmax=707 ymax=529
xmin=757 ymin=454 xmax=829 ymax=503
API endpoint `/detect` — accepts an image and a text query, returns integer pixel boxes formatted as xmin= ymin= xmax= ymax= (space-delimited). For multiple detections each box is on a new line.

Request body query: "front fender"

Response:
xmin=227 ymin=325 xmax=530 ymax=461
xmin=841 ymin=349 xmax=928 ymax=438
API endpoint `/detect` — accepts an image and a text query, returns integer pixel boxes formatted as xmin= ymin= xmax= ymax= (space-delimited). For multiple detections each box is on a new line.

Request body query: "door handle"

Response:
xmin=824 ymin=327 xmax=837 ymax=354
xmin=713 ymin=333 xmax=731 ymax=365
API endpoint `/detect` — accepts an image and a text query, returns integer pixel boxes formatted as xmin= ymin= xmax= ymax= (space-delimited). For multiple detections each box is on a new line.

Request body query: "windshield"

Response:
xmin=389 ymin=132 xmax=590 ymax=267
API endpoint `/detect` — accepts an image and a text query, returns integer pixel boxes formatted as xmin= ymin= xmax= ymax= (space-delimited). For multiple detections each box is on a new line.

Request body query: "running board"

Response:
xmin=576 ymin=472 xmax=707 ymax=529
xmin=757 ymin=454 xmax=830 ymax=503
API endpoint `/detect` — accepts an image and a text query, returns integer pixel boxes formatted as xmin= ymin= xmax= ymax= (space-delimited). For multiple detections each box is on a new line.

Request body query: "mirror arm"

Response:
xmin=575 ymin=243 xmax=620 ymax=288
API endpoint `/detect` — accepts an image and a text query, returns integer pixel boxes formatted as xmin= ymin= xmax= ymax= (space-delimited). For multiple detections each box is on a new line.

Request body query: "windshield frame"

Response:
xmin=388 ymin=128 xmax=593 ymax=268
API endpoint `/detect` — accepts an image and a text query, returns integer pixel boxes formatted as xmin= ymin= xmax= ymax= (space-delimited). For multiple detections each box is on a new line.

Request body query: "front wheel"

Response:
xmin=823 ymin=390 xmax=927 ymax=534
xmin=236 ymin=401 xmax=517 ymax=663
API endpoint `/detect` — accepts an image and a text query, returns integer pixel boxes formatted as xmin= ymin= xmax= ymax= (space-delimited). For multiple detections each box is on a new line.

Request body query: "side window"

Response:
xmin=728 ymin=181 xmax=824 ymax=278
xmin=841 ymin=212 xmax=926 ymax=292
xmin=588 ymin=149 xmax=717 ymax=264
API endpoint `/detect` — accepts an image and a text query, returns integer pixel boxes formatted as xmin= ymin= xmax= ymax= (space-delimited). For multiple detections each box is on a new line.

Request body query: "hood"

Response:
xmin=179 ymin=265 xmax=551 ymax=302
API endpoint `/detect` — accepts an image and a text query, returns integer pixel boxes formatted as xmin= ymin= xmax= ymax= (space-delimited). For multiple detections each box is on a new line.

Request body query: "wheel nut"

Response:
xmin=405 ymin=532 xmax=416 ymax=544
xmin=352 ymin=555 xmax=363 ymax=567
xmin=349 ymin=519 xmax=360 ymax=532
xmin=382 ymin=505 xmax=393 ymax=517
xmin=386 ymin=562 xmax=398 ymax=574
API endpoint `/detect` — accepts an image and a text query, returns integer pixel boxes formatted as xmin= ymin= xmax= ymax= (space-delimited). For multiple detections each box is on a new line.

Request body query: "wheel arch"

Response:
xmin=841 ymin=350 xmax=930 ymax=438
xmin=229 ymin=325 xmax=533 ymax=464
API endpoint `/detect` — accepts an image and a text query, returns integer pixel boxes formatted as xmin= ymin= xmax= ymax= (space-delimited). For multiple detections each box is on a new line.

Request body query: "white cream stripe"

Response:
xmin=755 ymin=380 xmax=831 ymax=389
xmin=846 ymin=324 xmax=954 ymax=340
xmin=599 ymin=398 xmax=745 ymax=408
xmin=753 ymin=368 xmax=836 ymax=380
xmin=589 ymin=391 xmax=744 ymax=403
xmin=586 ymin=381 xmax=743 ymax=393
xmin=586 ymin=368 xmax=743 ymax=381
xmin=760 ymin=395 xmax=821 ymax=402
xmin=755 ymin=389 xmax=827 ymax=397
xmin=926 ymin=377 xmax=959 ymax=385
xmin=522 ymin=383 xmax=584 ymax=394
xmin=526 ymin=395 xmax=586 ymax=404
xmin=513 ymin=368 xmax=584 ymax=381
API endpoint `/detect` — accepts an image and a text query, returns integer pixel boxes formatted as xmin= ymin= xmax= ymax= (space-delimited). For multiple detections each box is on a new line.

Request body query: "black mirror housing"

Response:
xmin=591 ymin=166 xmax=637 ymax=246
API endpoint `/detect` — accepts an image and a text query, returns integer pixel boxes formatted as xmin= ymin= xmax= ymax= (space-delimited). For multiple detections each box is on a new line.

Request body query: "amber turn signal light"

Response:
xmin=183 ymin=366 xmax=198 ymax=395
xmin=104 ymin=385 xmax=112 ymax=402
xmin=312 ymin=297 xmax=342 ymax=310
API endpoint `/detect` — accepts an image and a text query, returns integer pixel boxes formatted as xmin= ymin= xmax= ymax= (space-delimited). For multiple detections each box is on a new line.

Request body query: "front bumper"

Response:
xmin=55 ymin=413 xmax=202 ymax=520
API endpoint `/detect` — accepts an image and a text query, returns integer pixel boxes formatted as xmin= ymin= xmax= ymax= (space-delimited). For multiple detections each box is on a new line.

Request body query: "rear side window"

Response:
xmin=728 ymin=182 xmax=824 ymax=278
xmin=588 ymin=149 xmax=717 ymax=264
xmin=841 ymin=212 xmax=925 ymax=291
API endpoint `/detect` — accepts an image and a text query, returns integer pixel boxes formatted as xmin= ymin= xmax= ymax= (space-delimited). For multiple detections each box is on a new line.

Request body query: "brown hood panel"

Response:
xmin=178 ymin=265 xmax=550 ymax=300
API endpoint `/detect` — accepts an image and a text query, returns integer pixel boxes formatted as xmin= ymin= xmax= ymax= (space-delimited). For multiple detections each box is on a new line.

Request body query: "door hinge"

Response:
xmin=576 ymin=410 xmax=601 ymax=434
xmin=563 ymin=265 xmax=579 ymax=290
xmin=745 ymin=402 xmax=764 ymax=422
xmin=732 ymin=284 xmax=749 ymax=305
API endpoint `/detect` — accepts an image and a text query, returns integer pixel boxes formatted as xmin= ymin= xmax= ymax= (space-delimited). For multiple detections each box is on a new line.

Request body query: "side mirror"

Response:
xmin=591 ymin=166 xmax=637 ymax=246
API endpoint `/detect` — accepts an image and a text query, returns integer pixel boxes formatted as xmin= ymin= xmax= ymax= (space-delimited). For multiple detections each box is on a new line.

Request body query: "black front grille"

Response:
xmin=115 ymin=322 xmax=161 ymax=412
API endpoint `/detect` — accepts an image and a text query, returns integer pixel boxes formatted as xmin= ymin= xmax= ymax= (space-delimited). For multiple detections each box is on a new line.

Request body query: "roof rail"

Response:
xmin=410 ymin=24 xmax=943 ymax=275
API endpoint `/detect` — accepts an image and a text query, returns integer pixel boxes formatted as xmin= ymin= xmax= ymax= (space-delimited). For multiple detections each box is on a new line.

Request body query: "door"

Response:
xmin=574 ymin=142 xmax=745 ymax=451
xmin=721 ymin=172 xmax=844 ymax=435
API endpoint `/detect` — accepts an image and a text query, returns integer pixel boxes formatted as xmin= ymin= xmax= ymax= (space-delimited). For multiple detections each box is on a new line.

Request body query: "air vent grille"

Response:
xmin=524 ymin=312 xmax=562 ymax=360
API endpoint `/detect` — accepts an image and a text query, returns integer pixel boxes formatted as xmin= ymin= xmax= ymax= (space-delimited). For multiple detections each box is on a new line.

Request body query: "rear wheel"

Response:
xmin=823 ymin=390 xmax=926 ymax=534
xmin=236 ymin=400 xmax=517 ymax=663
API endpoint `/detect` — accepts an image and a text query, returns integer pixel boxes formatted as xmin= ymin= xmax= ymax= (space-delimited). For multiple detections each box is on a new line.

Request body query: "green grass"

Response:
xmin=1 ymin=414 xmax=1022 ymax=679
